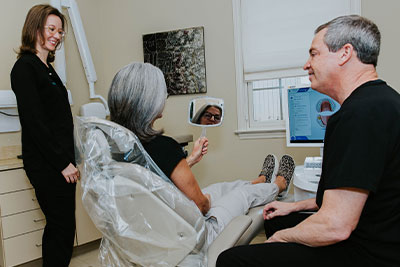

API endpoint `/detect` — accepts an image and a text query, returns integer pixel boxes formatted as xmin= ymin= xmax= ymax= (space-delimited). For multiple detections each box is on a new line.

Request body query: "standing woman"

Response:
xmin=10 ymin=5 xmax=79 ymax=266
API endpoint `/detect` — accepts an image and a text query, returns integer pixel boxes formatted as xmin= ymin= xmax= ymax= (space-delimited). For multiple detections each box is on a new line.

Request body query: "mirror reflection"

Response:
xmin=193 ymin=105 xmax=222 ymax=125
xmin=189 ymin=97 xmax=224 ymax=127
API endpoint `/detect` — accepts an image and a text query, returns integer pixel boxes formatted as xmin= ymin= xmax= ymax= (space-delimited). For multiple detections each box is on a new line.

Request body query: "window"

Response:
xmin=232 ymin=0 xmax=360 ymax=139
xmin=249 ymin=76 xmax=310 ymax=126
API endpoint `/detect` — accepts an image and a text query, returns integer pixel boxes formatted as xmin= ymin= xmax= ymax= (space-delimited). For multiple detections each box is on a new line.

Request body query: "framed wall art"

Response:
xmin=143 ymin=26 xmax=207 ymax=95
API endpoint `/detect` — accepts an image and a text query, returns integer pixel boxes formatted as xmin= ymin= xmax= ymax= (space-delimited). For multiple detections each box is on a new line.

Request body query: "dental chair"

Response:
xmin=75 ymin=117 xmax=264 ymax=267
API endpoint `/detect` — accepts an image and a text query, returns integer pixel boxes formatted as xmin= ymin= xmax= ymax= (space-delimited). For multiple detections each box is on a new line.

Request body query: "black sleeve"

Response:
xmin=143 ymin=136 xmax=186 ymax=178
xmin=11 ymin=60 xmax=71 ymax=172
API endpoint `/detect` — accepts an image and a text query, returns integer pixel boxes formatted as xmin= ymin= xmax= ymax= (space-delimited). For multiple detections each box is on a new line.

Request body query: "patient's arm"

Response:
xmin=186 ymin=137 xmax=208 ymax=167
xmin=171 ymin=158 xmax=211 ymax=215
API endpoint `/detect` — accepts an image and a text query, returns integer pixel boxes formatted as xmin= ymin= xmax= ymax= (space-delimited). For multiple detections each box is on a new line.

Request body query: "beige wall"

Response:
xmin=362 ymin=0 xmax=400 ymax=91
xmin=1 ymin=0 xmax=399 ymax=187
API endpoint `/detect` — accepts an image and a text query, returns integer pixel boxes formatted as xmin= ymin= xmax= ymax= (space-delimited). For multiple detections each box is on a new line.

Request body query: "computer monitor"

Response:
xmin=285 ymin=86 xmax=340 ymax=148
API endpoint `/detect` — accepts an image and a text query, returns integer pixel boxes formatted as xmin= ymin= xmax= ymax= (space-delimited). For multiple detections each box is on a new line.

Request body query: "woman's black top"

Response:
xmin=142 ymin=135 xmax=186 ymax=179
xmin=11 ymin=53 xmax=75 ymax=181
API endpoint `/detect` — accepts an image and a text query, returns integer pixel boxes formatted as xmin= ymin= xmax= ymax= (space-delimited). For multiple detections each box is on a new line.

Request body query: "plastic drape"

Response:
xmin=75 ymin=117 xmax=207 ymax=266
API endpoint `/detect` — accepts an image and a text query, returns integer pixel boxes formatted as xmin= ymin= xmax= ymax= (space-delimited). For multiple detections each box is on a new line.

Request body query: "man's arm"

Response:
xmin=266 ymin=188 xmax=369 ymax=247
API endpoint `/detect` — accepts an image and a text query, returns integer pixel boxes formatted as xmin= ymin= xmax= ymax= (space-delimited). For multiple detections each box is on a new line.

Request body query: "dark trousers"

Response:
xmin=216 ymin=212 xmax=377 ymax=267
xmin=33 ymin=179 xmax=76 ymax=267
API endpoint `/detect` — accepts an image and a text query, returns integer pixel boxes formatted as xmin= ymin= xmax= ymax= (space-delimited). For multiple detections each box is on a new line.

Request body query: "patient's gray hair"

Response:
xmin=108 ymin=62 xmax=167 ymax=142
xmin=316 ymin=15 xmax=380 ymax=67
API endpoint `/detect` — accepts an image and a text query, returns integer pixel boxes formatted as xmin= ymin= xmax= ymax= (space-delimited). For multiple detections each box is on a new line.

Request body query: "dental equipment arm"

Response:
xmin=51 ymin=0 xmax=109 ymax=115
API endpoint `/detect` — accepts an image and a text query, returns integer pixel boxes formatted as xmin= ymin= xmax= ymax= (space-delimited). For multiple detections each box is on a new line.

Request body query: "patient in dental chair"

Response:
xmin=107 ymin=62 xmax=295 ymax=246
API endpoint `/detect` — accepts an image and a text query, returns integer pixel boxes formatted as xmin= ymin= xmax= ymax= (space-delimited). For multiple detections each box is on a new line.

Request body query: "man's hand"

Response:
xmin=263 ymin=201 xmax=295 ymax=220
xmin=265 ymin=230 xmax=289 ymax=243
xmin=264 ymin=198 xmax=318 ymax=220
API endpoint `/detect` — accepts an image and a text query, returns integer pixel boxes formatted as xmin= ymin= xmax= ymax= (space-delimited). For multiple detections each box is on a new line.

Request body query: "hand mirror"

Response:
xmin=188 ymin=97 xmax=224 ymax=137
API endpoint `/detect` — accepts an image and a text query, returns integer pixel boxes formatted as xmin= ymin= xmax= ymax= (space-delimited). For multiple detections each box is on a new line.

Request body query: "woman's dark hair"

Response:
xmin=17 ymin=4 xmax=66 ymax=62
xmin=193 ymin=104 xmax=222 ymax=124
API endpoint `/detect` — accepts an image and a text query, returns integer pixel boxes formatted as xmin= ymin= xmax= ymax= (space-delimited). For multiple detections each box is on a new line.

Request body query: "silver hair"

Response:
xmin=316 ymin=15 xmax=381 ymax=67
xmin=108 ymin=62 xmax=167 ymax=142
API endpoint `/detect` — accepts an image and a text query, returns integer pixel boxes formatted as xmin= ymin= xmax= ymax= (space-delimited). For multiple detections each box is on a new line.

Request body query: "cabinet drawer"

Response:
xmin=0 ymin=168 xmax=32 ymax=194
xmin=2 ymin=209 xmax=45 ymax=239
xmin=0 ymin=189 xmax=40 ymax=216
xmin=3 ymin=229 xmax=43 ymax=267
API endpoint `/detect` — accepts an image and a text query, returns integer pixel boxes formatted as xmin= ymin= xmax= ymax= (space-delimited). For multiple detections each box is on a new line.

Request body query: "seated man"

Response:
xmin=107 ymin=61 xmax=295 ymax=246
xmin=217 ymin=15 xmax=400 ymax=267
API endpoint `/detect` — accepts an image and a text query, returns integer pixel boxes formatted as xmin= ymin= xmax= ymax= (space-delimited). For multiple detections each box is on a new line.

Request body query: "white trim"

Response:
xmin=244 ymin=68 xmax=308 ymax=82
xmin=232 ymin=0 xmax=248 ymax=132
xmin=235 ymin=128 xmax=286 ymax=140
xmin=351 ymin=0 xmax=361 ymax=14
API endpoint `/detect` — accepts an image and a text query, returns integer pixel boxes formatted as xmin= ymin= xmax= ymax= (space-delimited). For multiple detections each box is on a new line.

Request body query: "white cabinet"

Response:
xmin=0 ymin=169 xmax=44 ymax=267
xmin=0 ymin=167 xmax=101 ymax=267
xmin=2 ymin=230 xmax=44 ymax=267
xmin=75 ymin=179 xmax=102 ymax=245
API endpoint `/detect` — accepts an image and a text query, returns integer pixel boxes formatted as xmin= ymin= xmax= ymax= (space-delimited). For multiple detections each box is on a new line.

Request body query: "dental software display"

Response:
xmin=286 ymin=87 xmax=340 ymax=147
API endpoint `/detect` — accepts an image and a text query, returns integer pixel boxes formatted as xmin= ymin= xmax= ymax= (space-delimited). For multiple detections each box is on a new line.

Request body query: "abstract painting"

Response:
xmin=143 ymin=26 xmax=206 ymax=95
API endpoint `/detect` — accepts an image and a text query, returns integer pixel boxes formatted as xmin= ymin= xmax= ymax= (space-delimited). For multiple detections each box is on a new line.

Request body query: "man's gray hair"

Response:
xmin=316 ymin=15 xmax=381 ymax=67
xmin=108 ymin=62 xmax=167 ymax=142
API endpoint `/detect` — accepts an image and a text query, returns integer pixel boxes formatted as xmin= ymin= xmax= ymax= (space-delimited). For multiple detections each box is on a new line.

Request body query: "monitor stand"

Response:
xmin=292 ymin=146 xmax=323 ymax=201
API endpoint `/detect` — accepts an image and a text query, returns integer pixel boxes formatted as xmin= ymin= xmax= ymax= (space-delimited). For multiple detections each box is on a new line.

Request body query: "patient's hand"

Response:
xmin=205 ymin=193 xmax=211 ymax=206
xmin=186 ymin=137 xmax=208 ymax=167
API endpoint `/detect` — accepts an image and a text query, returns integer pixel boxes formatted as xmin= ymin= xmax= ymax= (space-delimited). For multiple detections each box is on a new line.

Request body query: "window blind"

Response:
xmin=241 ymin=0 xmax=360 ymax=81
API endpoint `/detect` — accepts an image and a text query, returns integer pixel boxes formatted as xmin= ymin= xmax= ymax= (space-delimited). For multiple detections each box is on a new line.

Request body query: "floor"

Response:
xmin=250 ymin=230 xmax=267 ymax=244
xmin=19 ymin=231 xmax=266 ymax=267
xmin=19 ymin=240 xmax=101 ymax=267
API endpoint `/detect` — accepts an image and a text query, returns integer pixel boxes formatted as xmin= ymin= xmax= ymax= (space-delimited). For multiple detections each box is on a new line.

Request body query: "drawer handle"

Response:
xmin=33 ymin=218 xmax=46 ymax=223
xmin=35 ymin=243 xmax=42 ymax=247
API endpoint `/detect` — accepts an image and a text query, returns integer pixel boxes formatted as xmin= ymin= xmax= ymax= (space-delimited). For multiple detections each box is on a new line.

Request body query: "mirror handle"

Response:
xmin=200 ymin=127 xmax=207 ymax=138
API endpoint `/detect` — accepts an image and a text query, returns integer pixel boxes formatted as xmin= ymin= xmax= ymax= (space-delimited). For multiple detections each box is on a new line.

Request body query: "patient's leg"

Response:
xmin=205 ymin=182 xmax=279 ymax=226
xmin=202 ymin=177 xmax=286 ymax=209
xmin=204 ymin=182 xmax=280 ymax=245
xmin=202 ymin=180 xmax=249 ymax=204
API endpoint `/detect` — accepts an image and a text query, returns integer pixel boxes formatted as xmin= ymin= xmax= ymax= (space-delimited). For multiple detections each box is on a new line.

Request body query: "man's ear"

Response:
xmin=338 ymin=43 xmax=353 ymax=66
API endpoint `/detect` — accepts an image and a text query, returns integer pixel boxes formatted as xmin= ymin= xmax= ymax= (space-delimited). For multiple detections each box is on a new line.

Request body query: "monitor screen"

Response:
xmin=285 ymin=87 xmax=340 ymax=147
